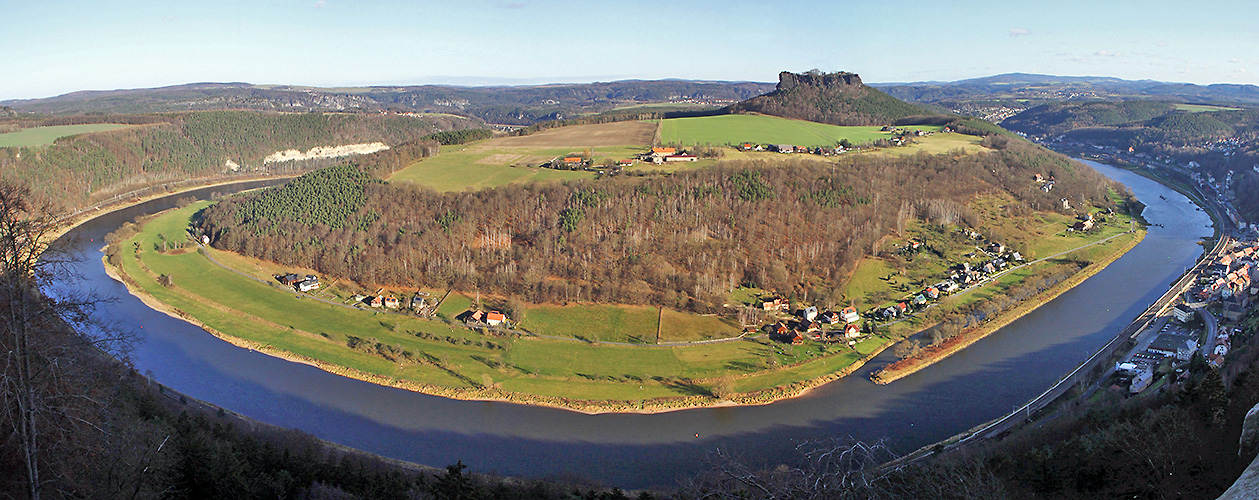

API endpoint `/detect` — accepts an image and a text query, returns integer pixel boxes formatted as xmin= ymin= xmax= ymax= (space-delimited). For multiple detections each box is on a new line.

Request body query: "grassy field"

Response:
xmin=871 ymin=132 xmax=985 ymax=156
xmin=1172 ymin=103 xmax=1242 ymax=113
xmin=388 ymin=121 xmax=658 ymax=191
xmin=0 ymin=123 xmax=135 ymax=147
xmin=524 ymin=304 xmax=660 ymax=343
xmin=658 ymin=114 xmax=943 ymax=148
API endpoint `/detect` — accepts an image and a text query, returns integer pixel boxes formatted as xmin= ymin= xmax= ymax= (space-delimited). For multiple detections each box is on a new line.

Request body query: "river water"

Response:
xmin=48 ymin=160 xmax=1211 ymax=489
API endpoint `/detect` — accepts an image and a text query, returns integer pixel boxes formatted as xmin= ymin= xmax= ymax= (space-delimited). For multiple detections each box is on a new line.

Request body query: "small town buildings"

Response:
xmin=1172 ymin=304 xmax=1195 ymax=323
xmin=617 ymin=159 xmax=635 ymax=168
xmin=1130 ymin=368 xmax=1154 ymax=394
xmin=772 ymin=144 xmax=795 ymax=153
xmin=802 ymin=306 xmax=819 ymax=322
xmin=821 ymin=311 xmax=842 ymax=325
xmin=1148 ymin=334 xmax=1198 ymax=361
xmin=925 ymin=287 xmax=940 ymax=299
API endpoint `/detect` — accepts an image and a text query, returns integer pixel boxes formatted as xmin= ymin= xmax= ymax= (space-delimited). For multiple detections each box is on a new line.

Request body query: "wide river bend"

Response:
xmin=49 ymin=161 xmax=1211 ymax=489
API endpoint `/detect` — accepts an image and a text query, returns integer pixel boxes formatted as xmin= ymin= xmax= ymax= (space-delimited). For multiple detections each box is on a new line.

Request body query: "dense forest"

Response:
xmin=727 ymin=71 xmax=930 ymax=126
xmin=0 ymin=111 xmax=476 ymax=210
xmin=201 ymin=140 xmax=1115 ymax=312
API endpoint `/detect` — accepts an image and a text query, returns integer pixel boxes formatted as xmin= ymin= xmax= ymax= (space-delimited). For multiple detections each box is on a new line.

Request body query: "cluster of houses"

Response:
xmin=345 ymin=291 xmax=431 ymax=312
xmin=1196 ymin=240 xmax=1259 ymax=316
xmin=461 ymin=309 xmax=509 ymax=327
xmin=1069 ymin=212 xmax=1097 ymax=232
xmin=278 ymin=273 xmax=320 ymax=292
xmin=763 ymin=302 xmax=864 ymax=345
xmin=1033 ymin=173 xmax=1056 ymax=193
xmin=641 ymin=147 xmax=698 ymax=164
xmin=737 ymin=143 xmax=848 ymax=156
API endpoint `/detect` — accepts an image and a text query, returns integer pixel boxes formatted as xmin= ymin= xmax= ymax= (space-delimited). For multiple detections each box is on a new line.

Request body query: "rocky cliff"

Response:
xmin=727 ymin=70 xmax=928 ymax=126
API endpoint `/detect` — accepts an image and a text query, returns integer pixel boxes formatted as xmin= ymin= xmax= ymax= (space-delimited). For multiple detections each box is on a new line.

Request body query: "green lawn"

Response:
xmin=658 ymin=309 xmax=742 ymax=342
xmin=659 ymin=114 xmax=943 ymax=148
xmin=0 ymin=124 xmax=135 ymax=147
xmin=387 ymin=143 xmax=596 ymax=191
xmin=523 ymin=304 xmax=660 ymax=343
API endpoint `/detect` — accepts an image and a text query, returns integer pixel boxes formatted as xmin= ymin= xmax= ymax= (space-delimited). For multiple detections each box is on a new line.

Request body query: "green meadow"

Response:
xmin=0 ymin=123 xmax=135 ymax=147
xmin=659 ymin=114 xmax=943 ymax=147
xmin=386 ymin=142 xmax=598 ymax=191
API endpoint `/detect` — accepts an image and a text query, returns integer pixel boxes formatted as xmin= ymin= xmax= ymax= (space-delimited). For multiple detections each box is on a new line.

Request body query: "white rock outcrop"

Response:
xmin=262 ymin=142 xmax=389 ymax=164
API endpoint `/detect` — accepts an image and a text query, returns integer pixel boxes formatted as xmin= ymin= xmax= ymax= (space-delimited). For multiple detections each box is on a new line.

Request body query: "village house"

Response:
xmin=801 ymin=306 xmax=819 ymax=322
xmin=821 ymin=311 xmax=842 ymax=325
xmin=925 ymin=286 xmax=940 ymax=299
xmin=369 ymin=295 xmax=384 ymax=308
xmin=383 ymin=296 xmax=399 ymax=309
xmin=486 ymin=311 xmax=506 ymax=326
xmin=297 ymin=276 xmax=320 ymax=292
xmin=664 ymin=154 xmax=698 ymax=162
xmin=617 ymin=159 xmax=635 ymax=168
xmin=772 ymin=144 xmax=795 ymax=153
xmin=761 ymin=297 xmax=789 ymax=312
xmin=278 ymin=273 xmax=303 ymax=286
xmin=411 ymin=295 xmax=426 ymax=310
xmin=841 ymin=305 xmax=861 ymax=324
xmin=844 ymin=323 xmax=862 ymax=339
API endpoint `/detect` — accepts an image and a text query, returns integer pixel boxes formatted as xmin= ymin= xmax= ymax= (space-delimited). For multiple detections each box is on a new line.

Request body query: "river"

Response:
xmin=47 ymin=160 xmax=1212 ymax=489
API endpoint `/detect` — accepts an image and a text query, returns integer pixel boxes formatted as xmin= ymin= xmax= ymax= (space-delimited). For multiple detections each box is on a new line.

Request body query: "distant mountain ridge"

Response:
xmin=727 ymin=71 xmax=931 ymax=126
xmin=878 ymin=73 xmax=1259 ymax=105
xmin=0 ymin=80 xmax=777 ymax=125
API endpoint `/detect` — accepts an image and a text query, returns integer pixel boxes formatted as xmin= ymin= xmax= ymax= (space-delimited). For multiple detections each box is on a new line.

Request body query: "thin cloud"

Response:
xmin=498 ymin=2 xmax=527 ymax=8
xmin=314 ymin=0 xmax=326 ymax=8
xmin=1008 ymin=28 xmax=1030 ymax=37
xmin=1229 ymin=58 xmax=1242 ymax=63
xmin=1095 ymin=50 xmax=1121 ymax=57
xmin=161 ymin=16 xmax=177 ymax=23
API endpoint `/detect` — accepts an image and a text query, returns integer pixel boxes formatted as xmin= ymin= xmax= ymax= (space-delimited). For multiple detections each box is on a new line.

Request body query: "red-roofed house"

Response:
xmin=486 ymin=311 xmax=506 ymax=326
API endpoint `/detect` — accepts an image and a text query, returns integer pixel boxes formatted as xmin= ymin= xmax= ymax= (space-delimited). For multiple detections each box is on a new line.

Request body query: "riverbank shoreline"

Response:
xmin=97 ymin=184 xmax=1145 ymax=414
xmin=104 ymin=245 xmax=892 ymax=414
xmin=871 ymin=230 xmax=1144 ymax=385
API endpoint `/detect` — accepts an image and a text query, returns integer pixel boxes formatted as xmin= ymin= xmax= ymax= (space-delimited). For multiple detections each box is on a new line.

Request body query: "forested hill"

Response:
xmin=726 ymin=71 xmax=933 ymax=126
xmin=201 ymin=140 xmax=1116 ymax=312
xmin=0 ymin=80 xmax=776 ymax=125
xmin=0 ymin=111 xmax=477 ymax=210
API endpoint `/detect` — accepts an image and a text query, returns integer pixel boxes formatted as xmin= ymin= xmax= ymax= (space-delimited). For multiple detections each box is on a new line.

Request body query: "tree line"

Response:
xmin=201 ymin=141 xmax=1116 ymax=313
xmin=0 ymin=111 xmax=476 ymax=212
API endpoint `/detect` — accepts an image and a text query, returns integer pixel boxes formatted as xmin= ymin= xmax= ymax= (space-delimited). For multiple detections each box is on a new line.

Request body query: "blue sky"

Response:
xmin=2 ymin=0 xmax=1255 ymax=100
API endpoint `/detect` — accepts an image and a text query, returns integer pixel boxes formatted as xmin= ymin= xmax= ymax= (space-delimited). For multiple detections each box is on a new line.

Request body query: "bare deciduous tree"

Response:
xmin=0 ymin=181 xmax=132 ymax=499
